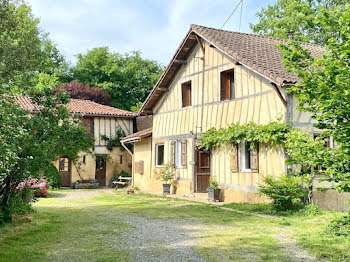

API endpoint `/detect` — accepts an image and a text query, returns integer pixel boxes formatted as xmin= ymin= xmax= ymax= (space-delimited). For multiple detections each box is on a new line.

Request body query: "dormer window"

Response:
xmin=181 ymin=81 xmax=192 ymax=107
xmin=220 ymin=69 xmax=235 ymax=100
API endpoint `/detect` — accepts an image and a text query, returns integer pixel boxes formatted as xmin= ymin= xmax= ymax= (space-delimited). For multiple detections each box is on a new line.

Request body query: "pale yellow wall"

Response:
xmin=147 ymin=41 xmax=287 ymax=201
xmin=54 ymin=116 xmax=133 ymax=187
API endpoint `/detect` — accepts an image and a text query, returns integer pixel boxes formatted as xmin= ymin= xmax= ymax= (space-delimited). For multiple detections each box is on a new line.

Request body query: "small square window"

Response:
xmin=156 ymin=144 xmax=164 ymax=167
xmin=181 ymin=81 xmax=192 ymax=107
xmin=220 ymin=69 xmax=235 ymax=101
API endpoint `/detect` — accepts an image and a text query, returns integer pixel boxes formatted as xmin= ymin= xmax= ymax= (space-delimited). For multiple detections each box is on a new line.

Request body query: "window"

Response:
xmin=155 ymin=144 xmax=165 ymax=167
xmin=220 ymin=69 xmax=235 ymax=100
xmin=59 ymin=157 xmax=69 ymax=172
xmin=239 ymin=142 xmax=251 ymax=172
xmin=82 ymin=155 xmax=86 ymax=164
xmin=175 ymin=141 xmax=183 ymax=168
xmin=181 ymin=81 xmax=192 ymax=107
xmin=119 ymin=155 xmax=123 ymax=164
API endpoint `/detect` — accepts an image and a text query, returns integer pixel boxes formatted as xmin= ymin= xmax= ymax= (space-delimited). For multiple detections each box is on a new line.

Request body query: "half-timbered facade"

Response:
xmin=123 ymin=24 xmax=325 ymax=202
xmin=17 ymin=96 xmax=135 ymax=187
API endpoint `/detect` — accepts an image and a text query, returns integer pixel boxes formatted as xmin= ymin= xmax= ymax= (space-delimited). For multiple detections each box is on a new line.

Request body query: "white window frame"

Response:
xmin=175 ymin=141 xmax=183 ymax=168
xmin=239 ymin=142 xmax=251 ymax=172
xmin=155 ymin=143 xmax=165 ymax=167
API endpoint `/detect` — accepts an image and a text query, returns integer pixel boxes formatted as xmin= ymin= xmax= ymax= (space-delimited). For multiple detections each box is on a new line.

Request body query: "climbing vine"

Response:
xmin=198 ymin=120 xmax=291 ymax=150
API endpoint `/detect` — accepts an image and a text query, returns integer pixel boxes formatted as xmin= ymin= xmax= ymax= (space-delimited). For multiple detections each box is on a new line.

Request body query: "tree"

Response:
xmin=56 ymin=81 xmax=112 ymax=106
xmin=250 ymin=0 xmax=347 ymax=45
xmin=69 ymin=47 xmax=163 ymax=110
xmin=0 ymin=0 xmax=68 ymax=92
xmin=0 ymin=88 xmax=94 ymax=221
xmin=279 ymin=4 xmax=350 ymax=191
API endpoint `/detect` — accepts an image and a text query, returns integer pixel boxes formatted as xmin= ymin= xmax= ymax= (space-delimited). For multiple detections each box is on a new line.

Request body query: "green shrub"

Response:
xmin=299 ymin=204 xmax=321 ymax=216
xmin=119 ymin=171 xmax=131 ymax=177
xmin=7 ymin=192 xmax=34 ymax=217
xmin=44 ymin=163 xmax=61 ymax=188
xmin=159 ymin=164 xmax=175 ymax=184
xmin=208 ymin=176 xmax=219 ymax=189
xmin=259 ymin=175 xmax=308 ymax=211
xmin=328 ymin=212 xmax=350 ymax=236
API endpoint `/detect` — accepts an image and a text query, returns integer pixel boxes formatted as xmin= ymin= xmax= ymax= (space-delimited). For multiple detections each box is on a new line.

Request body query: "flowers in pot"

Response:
xmin=159 ymin=164 xmax=175 ymax=195
xmin=207 ymin=176 xmax=221 ymax=202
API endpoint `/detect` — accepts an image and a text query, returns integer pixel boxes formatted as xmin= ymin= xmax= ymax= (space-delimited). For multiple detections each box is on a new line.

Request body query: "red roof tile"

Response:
xmin=16 ymin=96 xmax=135 ymax=117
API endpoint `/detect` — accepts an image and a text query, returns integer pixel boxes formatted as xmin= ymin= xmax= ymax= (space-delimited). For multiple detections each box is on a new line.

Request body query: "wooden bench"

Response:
xmin=113 ymin=176 xmax=132 ymax=189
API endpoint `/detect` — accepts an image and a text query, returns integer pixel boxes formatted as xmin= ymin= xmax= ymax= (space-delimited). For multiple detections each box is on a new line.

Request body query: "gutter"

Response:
xmin=121 ymin=138 xmax=140 ymax=188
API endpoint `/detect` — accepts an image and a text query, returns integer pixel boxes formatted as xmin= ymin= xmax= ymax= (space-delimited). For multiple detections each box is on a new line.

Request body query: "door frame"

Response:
xmin=194 ymin=147 xmax=211 ymax=193
xmin=95 ymin=155 xmax=107 ymax=186
xmin=59 ymin=156 xmax=72 ymax=187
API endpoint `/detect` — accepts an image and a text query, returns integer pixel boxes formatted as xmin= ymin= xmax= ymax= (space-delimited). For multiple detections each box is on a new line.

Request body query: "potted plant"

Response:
xmin=159 ymin=164 xmax=175 ymax=194
xmin=207 ymin=176 xmax=221 ymax=201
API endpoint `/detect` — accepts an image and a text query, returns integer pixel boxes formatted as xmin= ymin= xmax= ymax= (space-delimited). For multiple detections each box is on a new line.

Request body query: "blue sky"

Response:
xmin=28 ymin=0 xmax=277 ymax=66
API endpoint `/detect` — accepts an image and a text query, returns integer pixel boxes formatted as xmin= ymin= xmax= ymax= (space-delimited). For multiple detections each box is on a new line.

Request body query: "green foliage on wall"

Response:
xmin=198 ymin=120 xmax=291 ymax=150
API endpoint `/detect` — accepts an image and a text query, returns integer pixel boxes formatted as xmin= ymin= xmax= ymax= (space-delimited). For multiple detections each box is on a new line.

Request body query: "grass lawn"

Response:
xmin=0 ymin=190 xmax=348 ymax=262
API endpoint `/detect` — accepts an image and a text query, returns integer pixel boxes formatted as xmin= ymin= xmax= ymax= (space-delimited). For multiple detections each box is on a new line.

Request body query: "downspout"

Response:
xmin=121 ymin=140 xmax=135 ymax=187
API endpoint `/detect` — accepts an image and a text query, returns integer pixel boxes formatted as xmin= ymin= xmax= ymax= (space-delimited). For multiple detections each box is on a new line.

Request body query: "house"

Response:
xmin=121 ymin=24 xmax=326 ymax=203
xmin=16 ymin=96 xmax=135 ymax=187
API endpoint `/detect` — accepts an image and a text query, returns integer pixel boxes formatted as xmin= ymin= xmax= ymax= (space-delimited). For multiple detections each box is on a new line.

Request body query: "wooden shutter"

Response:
xmin=250 ymin=144 xmax=259 ymax=173
xmin=230 ymin=144 xmax=238 ymax=173
xmin=220 ymin=72 xmax=228 ymax=100
xmin=181 ymin=140 xmax=187 ymax=168
xmin=170 ymin=141 xmax=175 ymax=166
xmin=181 ymin=81 xmax=191 ymax=107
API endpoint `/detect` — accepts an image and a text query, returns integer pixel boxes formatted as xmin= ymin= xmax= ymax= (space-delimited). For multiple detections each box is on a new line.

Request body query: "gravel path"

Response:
xmin=119 ymin=216 xmax=207 ymax=262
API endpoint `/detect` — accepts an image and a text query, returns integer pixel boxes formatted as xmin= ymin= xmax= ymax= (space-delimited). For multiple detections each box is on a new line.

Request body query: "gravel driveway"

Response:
xmin=119 ymin=216 xmax=207 ymax=262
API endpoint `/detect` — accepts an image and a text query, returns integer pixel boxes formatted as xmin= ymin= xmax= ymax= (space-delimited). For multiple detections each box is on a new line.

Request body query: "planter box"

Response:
xmin=207 ymin=188 xmax=221 ymax=201
xmin=163 ymin=184 xmax=171 ymax=194
xmin=74 ymin=182 xmax=99 ymax=189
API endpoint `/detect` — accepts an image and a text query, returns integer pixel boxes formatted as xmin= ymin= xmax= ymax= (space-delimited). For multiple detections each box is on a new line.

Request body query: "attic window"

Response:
xmin=220 ymin=69 xmax=235 ymax=101
xmin=181 ymin=81 xmax=192 ymax=108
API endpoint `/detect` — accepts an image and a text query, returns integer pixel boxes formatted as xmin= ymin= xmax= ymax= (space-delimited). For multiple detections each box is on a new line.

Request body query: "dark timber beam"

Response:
xmin=174 ymin=59 xmax=187 ymax=64
xmin=271 ymin=83 xmax=287 ymax=107
xmin=157 ymin=87 xmax=168 ymax=92
xmin=195 ymin=34 xmax=205 ymax=54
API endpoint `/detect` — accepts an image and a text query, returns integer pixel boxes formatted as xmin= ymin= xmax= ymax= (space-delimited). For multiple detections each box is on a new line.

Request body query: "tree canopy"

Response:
xmin=279 ymin=4 xmax=350 ymax=191
xmin=67 ymin=47 xmax=163 ymax=110
xmin=0 ymin=0 xmax=68 ymax=93
xmin=250 ymin=0 xmax=348 ymax=45
xmin=56 ymin=81 xmax=112 ymax=106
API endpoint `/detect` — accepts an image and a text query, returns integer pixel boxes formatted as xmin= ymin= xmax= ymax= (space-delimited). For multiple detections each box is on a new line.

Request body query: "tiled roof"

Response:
xmin=191 ymin=24 xmax=325 ymax=85
xmin=16 ymin=96 xmax=135 ymax=117
xmin=139 ymin=24 xmax=326 ymax=114
xmin=121 ymin=127 xmax=152 ymax=142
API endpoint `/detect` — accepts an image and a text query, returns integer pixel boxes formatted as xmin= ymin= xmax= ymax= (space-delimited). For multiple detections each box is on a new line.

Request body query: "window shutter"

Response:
xmin=220 ymin=72 xmax=228 ymax=100
xmin=170 ymin=141 xmax=175 ymax=166
xmin=181 ymin=140 xmax=187 ymax=168
xmin=250 ymin=144 xmax=259 ymax=173
xmin=230 ymin=144 xmax=238 ymax=173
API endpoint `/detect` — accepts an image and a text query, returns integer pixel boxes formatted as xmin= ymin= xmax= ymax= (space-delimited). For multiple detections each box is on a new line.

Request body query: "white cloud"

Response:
xmin=27 ymin=0 xmax=276 ymax=65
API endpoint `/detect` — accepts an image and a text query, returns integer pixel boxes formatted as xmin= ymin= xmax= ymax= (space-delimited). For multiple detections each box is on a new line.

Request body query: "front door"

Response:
xmin=95 ymin=156 xmax=106 ymax=186
xmin=195 ymin=148 xmax=211 ymax=193
xmin=59 ymin=156 xmax=71 ymax=187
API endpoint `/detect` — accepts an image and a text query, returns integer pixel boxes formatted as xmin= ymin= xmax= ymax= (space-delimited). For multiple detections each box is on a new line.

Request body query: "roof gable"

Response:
xmin=140 ymin=24 xmax=325 ymax=114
